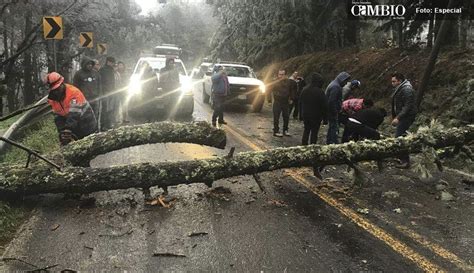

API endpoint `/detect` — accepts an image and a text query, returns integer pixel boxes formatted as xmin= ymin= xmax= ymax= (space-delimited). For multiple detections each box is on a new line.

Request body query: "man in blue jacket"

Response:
xmin=325 ymin=71 xmax=351 ymax=144
xmin=211 ymin=65 xmax=229 ymax=126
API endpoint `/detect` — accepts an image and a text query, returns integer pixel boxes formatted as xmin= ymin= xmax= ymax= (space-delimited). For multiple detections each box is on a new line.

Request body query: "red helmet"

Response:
xmin=44 ymin=72 xmax=64 ymax=91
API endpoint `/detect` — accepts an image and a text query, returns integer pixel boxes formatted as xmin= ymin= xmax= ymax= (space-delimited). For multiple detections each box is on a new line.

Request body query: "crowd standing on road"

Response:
xmin=40 ymin=54 xmax=136 ymax=146
xmin=250 ymin=68 xmax=418 ymax=170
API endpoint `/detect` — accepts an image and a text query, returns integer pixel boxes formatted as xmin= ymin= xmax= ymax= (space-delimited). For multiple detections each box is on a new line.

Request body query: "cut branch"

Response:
xmin=62 ymin=121 xmax=227 ymax=167
xmin=1 ymin=125 xmax=472 ymax=197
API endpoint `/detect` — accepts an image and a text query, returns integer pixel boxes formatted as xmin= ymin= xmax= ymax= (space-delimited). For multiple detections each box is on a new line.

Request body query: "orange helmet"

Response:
xmin=44 ymin=72 xmax=64 ymax=91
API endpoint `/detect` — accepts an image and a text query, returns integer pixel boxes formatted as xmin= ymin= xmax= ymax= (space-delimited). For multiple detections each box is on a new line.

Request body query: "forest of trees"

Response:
xmin=207 ymin=0 xmax=472 ymax=66
xmin=0 ymin=0 xmax=215 ymax=115
xmin=0 ymin=0 xmax=472 ymax=115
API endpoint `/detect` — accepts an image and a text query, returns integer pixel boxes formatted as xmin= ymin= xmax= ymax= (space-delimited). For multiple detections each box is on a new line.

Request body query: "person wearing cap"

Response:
xmin=45 ymin=72 xmax=97 ymax=146
xmin=342 ymin=79 xmax=361 ymax=101
xmin=73 ymin=58 xmax=101 ymax=117
xmin=211 ymin=65 xmax=229 ymax=127
xmin=99 ymin=56 xmax=117 ymax=130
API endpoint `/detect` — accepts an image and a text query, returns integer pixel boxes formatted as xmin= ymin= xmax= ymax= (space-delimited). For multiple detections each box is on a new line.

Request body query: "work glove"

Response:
xmin=59 ymin=129 xmax=77 ymax=146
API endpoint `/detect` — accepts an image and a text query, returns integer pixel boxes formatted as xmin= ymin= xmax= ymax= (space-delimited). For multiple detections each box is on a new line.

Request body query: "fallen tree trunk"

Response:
xmin=1 ymin=125 xmax=472 ymax=197
xmin=61 ymin=121 xmax=227 ymax=167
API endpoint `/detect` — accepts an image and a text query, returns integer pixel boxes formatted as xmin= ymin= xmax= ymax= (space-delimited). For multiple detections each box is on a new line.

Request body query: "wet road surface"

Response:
xmin=1 ymin=85 xmax=473 ymax=271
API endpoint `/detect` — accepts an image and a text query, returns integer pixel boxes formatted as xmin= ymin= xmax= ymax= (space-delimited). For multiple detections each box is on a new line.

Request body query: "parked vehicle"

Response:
xmin=127 ymin=56 xmax=194 ymax=119
xmin=202 ymin=62 xmax=266 ymax=112
xmin=152 ymin=44 xmax=182 ymax=57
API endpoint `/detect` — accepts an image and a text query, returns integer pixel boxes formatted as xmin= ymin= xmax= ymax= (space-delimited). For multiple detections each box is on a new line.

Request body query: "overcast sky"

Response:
xmin=135 ymin=0 xmax=159 ymax=15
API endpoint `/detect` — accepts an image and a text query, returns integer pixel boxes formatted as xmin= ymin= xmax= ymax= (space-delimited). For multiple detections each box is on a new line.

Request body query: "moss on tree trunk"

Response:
xmin=0 ymin=125 xmax=472 ymax=197
xmin=61 ymin=121 xmax=227 ymax=167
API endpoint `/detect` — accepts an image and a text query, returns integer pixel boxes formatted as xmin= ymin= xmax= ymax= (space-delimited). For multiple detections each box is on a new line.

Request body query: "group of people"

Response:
xmin=43 ymin=56 xmax=128 ymax=145
xmin=267 ymin=69 xmax=417 ymax=168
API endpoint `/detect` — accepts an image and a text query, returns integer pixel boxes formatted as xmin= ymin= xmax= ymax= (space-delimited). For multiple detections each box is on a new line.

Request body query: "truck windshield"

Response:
xmin=223 ymin=66 xmax=255 ymax=78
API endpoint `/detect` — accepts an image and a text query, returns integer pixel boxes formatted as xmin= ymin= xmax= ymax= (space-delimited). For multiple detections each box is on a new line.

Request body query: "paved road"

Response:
xmin=1 ymin=85 xmax=472 ymax=271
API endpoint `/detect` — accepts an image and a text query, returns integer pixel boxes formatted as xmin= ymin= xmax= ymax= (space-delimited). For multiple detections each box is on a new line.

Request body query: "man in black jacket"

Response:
xmin=99 ymin=56 xmax=117 ymax=130
xmin=268 ymin=69 xmax=295 ymax=137
xmin=73 ymin=58 xmax=101 ymax=116
xmin=300 ymin=72 xmax=328 ymax=145
xmin=289 ymin=71 xmax=305 ymax=120
xmin=391 ymin=72 xmax=417 ymax=168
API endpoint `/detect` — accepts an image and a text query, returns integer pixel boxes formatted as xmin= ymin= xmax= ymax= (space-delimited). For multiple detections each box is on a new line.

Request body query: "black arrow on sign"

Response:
xmin=99 ymin=44 xmax=106 ymax=54
xmin=45 ymin=17 xmax=61 ymax=39
xmin=81 ymin=33 xmax=92 ymax=47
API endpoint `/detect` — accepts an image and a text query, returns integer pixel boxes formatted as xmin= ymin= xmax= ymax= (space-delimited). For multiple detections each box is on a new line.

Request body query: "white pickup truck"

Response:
xmin=202 ymin=63 xmax=266 ymax=112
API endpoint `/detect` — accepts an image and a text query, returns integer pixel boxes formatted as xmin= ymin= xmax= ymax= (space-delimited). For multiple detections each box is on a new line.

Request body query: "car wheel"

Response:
xmin=202 ymin=84 xmax=210 ymax=103
xmin=182 ymin=102 xmax=194 ymax=117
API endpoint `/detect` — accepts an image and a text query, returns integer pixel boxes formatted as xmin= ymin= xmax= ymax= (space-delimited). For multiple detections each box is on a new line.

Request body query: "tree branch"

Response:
xmin=62 ymin=121 xmax=227 ymax=167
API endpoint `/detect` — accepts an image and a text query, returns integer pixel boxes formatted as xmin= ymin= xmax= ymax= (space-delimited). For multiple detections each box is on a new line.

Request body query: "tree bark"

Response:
xmin=23 ymin=8 xmax=34 ymax=106
xmin=459 ymin=17 xmax=468 ymax=49
xmin=62 ymin=121 xmax=227 ymax=167
xmin=1 ymin=125 xmax=473 ymax=197
xmin=427 ymin=17 xmax=434 ymax=48
xmin=397 ymin=21 xmax=404 ymax=49
xmin=416 ymin=0 xmax=455 ymax=109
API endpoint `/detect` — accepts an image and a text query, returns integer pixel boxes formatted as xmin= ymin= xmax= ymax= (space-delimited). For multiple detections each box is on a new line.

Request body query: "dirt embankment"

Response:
xmin=260 ymin=48 xmax=474 ymax=126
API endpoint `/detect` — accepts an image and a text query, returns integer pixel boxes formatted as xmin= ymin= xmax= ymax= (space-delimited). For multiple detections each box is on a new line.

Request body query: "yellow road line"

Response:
xmin=225 ymin=122 xmax=473 ymax=271
xmin=223 ymin=123 xmax=446 ymax=272
xmin=349 ymin=197 xmax=474 ymax=272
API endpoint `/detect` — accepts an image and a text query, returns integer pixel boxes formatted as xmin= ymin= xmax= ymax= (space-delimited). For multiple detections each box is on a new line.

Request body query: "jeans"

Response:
xmin=302 ymin=118 xmax=322 ymax=145
xmin=326 ymin=116 xmax=339 ymax=144
xmin=273 ymin=98 xmax=290 ymax=133
xmin=396 ymin=116 xmax=415 ymax=162
xmin=289 ymin=99 xmax=299 ymax=119
xmin=212 ymin=95 xmax=226 ymax=124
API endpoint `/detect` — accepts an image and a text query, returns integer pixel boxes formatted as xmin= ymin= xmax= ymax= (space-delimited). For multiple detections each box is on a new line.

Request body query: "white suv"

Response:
xmin=202 ymin=63 xmax=266 ymax=112
xmin=127 ymin=56 xmax=194 ymax=119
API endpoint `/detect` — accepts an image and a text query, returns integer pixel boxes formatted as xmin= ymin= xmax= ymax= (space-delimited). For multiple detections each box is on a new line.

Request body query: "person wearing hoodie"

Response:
xmin=300 ymin=72 xmax=328 ymax=145
xmin=342 ymin=79 xmax=361 ymax=100
xmin=73 ymin=58 xmax=101 ymax=117
xmin=325 ymin=71 xmax=351 ymax=144
xmin=391 ymin=72 xmax=417 ymax=168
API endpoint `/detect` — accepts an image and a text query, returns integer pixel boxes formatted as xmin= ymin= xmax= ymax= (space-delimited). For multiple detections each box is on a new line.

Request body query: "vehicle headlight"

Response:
xmin=181 ymin=79 xmax=193 ymax=95
xmin=259 ymin=83 xmax=266 ymax=94
xmin=128 ymin=76 xmax=142 ymax=98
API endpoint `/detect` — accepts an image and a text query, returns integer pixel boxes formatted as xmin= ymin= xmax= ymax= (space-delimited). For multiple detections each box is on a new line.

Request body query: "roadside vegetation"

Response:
xmin=0 ymin=115 xmax=59 ymax=253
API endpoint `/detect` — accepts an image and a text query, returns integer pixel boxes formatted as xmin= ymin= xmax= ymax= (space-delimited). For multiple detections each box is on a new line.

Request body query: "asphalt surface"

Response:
xmin=1 ymin=84 xmax=473 ymax=271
